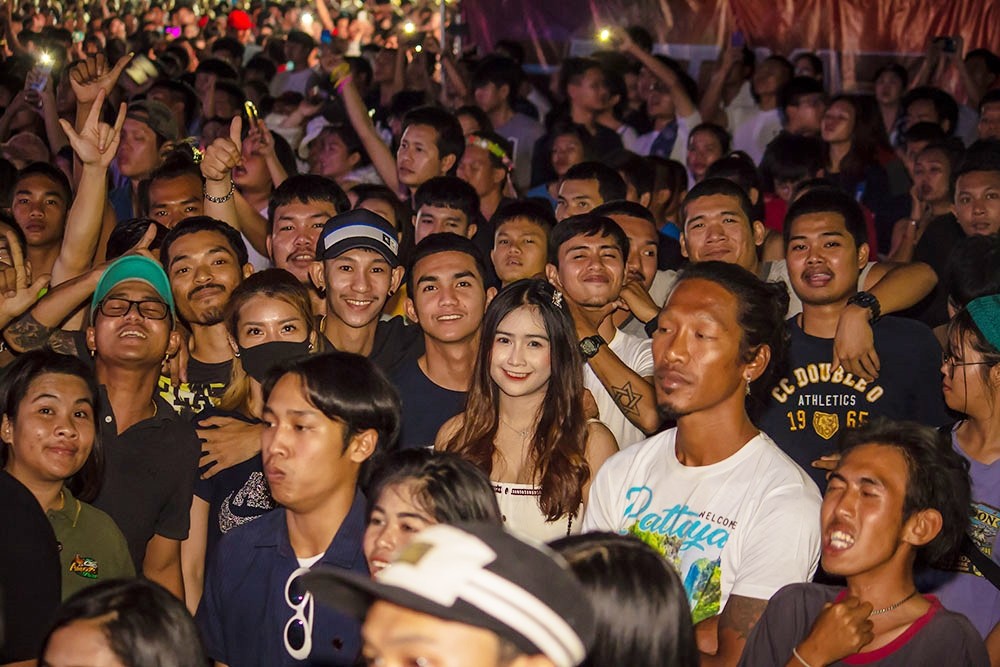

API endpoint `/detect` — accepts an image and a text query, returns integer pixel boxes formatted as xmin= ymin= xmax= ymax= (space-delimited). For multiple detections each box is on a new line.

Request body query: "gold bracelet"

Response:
xmin=204 ymin=179 xmax=235 ymax=204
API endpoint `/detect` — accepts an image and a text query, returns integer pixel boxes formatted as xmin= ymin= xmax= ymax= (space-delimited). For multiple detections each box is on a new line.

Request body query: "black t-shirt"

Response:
xmin=759 ymin=316 xmax=950 ymax=490
xmin=899 ymin=213 xmax=965 ymax=327
xmin=193 ymin=408 xmax=275 ymax=561
xmin=158 ymin=358 xmax=233 ymax=417
xmin=739 ymin=583 xmax=988 ymax=666
xmin=390 ymin=357 xmax=467 ymax=450
xmin=530 ymin=123 xmax=625 ymax=187
xmin=0 ymin=471 xmax=60 ymax=663
xmin=320 ymin=316 xmax=424 ymax=376
xmin=93 ymin=388 xmax=201 ymax=571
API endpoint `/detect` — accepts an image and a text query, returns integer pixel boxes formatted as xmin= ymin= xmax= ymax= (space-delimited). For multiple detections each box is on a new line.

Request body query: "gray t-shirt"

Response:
xmin=739 ymin=583 xmax=988 ymax=667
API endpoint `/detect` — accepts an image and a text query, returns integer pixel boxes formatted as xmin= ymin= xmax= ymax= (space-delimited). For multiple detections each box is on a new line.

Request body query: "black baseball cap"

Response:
xmin=316 ymin=209 xmax=400 ymax=267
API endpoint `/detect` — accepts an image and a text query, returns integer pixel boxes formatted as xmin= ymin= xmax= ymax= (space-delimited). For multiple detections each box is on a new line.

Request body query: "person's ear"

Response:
xmin=265 ymin=235 xmax=274 ymax=262
xmin=748 ymin=186 xmax=760 ymax=205
xmin=242 ymin=263 xmax=254 ymax=279
xmin=227 ymin=331 xmax=239 ymax=355
xmin=440 ymin=153 xmax=457 ymax=175
xmin=466 ymin=222 xmax=478 ymax=239
xmin=679 ymin=233 xmax=689 ymax=258
xmin=1 ymin=415 xmax=12 ymax=445
xmin=491 ymin=167 xmax=506 ymax=188
xmin=499 ymin=82 xmax=511 ymax=101
xmin=903 ymin=508 xmax=943 ymax=549
xmin=389 ymin=265 xmax=405 ymax=295
xmin=857 ymin=241 xmax=870 ymax=268
xmin=346 ymin=151 xmax=361 ymax=171
xmin=639 ymin=191 xmax=652 ymax=208
xmin=743 ymin=343 xmax=772 ymax=384
xmin=485 ymin=285 xmax=497 ymax=308
xmin=404 ymin=295 xmax=418 ymax=324
xmin=752 ymin=220 xmax=766 ymax=247
xmin=545 ymin=263 xmax=562 ymax=290
xmin=347 ymin=427 xmax=378 ymax=463
xmin=86 ymin=326 xmax=97 ymax=355
xmin=166 ymin=330 xmax=181 ymax=358
xmin=309 ymin=262 xmax=326 ymax=292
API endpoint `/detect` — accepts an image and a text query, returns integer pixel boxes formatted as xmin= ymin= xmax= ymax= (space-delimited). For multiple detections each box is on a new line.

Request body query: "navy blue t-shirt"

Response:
xmin=390 ymin=357 xmax=467 ymax=450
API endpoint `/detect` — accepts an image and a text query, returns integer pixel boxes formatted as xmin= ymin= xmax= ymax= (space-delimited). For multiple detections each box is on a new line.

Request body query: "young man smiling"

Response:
xmin=159 ymin=217 xmax=255 ymax=415
xmin=310 ymin=209 xmax=422 ymax=374
xmin=546 ymin=214 xmax=659 ymax=448
xmin=740 ymin=420 xmax=988 ymax=667
xmin=392 ymin=234 xmax=496 ymax=450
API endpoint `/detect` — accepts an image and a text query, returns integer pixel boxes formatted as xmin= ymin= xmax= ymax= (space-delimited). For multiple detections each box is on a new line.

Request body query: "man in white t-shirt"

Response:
xmin=546 ymin=214 xmax=660 ymax=448
xmin=583 ymin=260 xmax=822 ymax=667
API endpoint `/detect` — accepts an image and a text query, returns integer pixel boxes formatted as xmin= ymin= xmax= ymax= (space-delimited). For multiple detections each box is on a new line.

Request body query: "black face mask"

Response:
xmin=238 ymin=340 xmax=312 ymax=382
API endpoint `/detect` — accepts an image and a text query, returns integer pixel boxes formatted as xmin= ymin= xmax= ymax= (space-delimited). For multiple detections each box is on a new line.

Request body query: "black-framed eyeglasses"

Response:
xmin=99 ymin=297 xmax=169 ymax=320
xmin=942 ymin=352 xmax=991 ymax=377
xmin=284 ymin=567 xmax=313 ymax=659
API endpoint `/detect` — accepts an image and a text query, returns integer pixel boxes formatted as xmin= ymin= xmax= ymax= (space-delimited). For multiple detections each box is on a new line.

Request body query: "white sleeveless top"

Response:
xmin=492 ymin=481 xmax=581 ymax=543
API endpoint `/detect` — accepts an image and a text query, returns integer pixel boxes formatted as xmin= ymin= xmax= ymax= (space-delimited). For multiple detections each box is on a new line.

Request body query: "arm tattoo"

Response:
xmin=5 ymin=313 xmax=57 ymax=352
xmin=49 ymin=330 xmax=81 ymax=357
xmin=719 ymin=595 xmax=769 ymax=640
xmin=610 ymin=381 xmax=643 ymax=420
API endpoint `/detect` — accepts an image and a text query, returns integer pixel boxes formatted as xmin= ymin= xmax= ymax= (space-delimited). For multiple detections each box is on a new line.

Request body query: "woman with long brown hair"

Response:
xmin=436 ymin=279 xmax=616 ymax=541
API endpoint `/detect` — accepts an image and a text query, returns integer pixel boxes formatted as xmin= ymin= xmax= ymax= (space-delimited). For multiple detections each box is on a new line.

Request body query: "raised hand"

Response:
xmin=58 ymin=88 xmax=127 ymax=167
xmin=200 ymin=116 xmax=243 ymax=182
xmin=68 ymin=52 xmax=133 ymax=106
xmin=0 ymin=230 xmax=49 ymax=327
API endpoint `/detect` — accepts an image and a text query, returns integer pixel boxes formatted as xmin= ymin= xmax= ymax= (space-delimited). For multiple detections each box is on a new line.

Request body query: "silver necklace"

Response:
xmin=869 ymin=590 xmax=918 ymax=616
xmin=499 ymin=417 xmax=530 ymax=439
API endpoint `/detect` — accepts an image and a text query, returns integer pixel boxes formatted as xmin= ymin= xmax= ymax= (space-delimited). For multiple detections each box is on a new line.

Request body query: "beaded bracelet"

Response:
xmin=204 ymin=179 xmax=236 ymax=204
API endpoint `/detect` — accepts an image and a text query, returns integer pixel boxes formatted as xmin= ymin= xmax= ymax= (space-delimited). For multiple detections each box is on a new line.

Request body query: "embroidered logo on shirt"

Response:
xmin=69 ymin=554 xmax=99 ymax=579
xmin=813 ymin=411 xmax=840 ymax=440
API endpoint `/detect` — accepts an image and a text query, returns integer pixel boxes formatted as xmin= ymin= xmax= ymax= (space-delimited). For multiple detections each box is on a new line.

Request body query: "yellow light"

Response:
xmin=301 ymin=11 xmax=313 ymax=26
xmin=37 ymin=51 xmax=53 ymax=66
xmin=598 ymin=28 xmax=611 ymax=42
xmin=414 ymin=44 xmax=422 ymax=52
xmin=403 ymin=21 xmax=415 ymax=33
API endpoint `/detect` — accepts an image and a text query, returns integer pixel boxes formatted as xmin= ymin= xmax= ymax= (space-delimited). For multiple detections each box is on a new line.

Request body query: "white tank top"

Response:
xmin=492 ymin=481 xmax=580 ymax=543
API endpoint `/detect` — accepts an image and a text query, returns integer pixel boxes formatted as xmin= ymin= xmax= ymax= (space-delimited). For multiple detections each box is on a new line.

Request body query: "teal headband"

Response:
xmin=967 ymin=294 xmax=1000 ymax=351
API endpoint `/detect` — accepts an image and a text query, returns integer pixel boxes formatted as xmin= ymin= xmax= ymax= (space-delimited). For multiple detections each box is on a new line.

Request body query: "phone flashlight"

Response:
xmin=597 ymin=28 xmax=611 ymax=42
xmin=403 ymin=21 xmax=415 ymax=34
xmin=37 ymin=51 xmax=54 ymax=66
xmin=300 ymin=11 xmax=313 ymax=27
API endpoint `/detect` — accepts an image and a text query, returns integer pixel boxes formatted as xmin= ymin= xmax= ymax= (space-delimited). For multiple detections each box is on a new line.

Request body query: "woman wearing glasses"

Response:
xmin=181 ymin=269 xmax=318 ymax=614
xmin=0 ymin=349 xmax=134 ymax=600
xmin=930 ymin=294 xmax=1000 ymax=662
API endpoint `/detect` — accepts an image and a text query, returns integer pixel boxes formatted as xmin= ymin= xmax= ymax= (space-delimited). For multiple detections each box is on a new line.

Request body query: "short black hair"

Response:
xmin=160 ymin=216 xmax=250 ymax=268
xmin=559 ymin=57 xmax=602 ymax=98
xmin=549 ymin=214 xmax=629 ymax=265
xmin=679 ymin=177 xmax=755 ymax=231
xmin=263 ymin=351 xmax=401 ymax=459
xmin=413 ymin=176 xmax=480 ymax=223
xmin=591 ymin=200 xmax=657 ymax=230
xmin=943 ymin=234 xmax=1000 ymax=308
xmin=139 ymin=152 xmax=204 ymax=216
xmin=966 ymin=48 xmax=1000 ymax=75
xmin=267 ymin=175 xmax=351 ymax=233
xmin=671 ymin=261 xmax=790 ymax=399
xmin=980 ymin=88 xmax=1000 ymax=114
xmin=106 ymin=218 xmax=170 ymax=260
xmin=211 ymin=36 xmax=245 ymax=60
xmin=14 ymin=162 xmax=72 ymax=207
xmin=454 ymin=105 xmax=494 ymax=134
xmin=352 ymin=184 xmax=413 ymax=230
xmin=608 ymin=151 xmax=654 ymax=202
xmin=760 ymin=133 xmax=826 ymax=191
xmin=794 ymin=52 xmax=824 ymax=78
xmin=688 ymin=123 xmax=732 ymax=154
xmin=561 ymin=162 xmax=628 ymax=203
xmin=837 ymin=419 xmax=971 ymax=568
xmin=902 ymin=86 xmax=959 ymax=135
xmin=873 ymin=62 xmax=908 ymax=89
xmin=472 ymin=55 xmax=522 ymax=98
xmin=491 ymin=199 xmax=556 ymax=235
xmin=625 ymin=26 xmax=654 ymax=53
xmin=401 ymin=106 xmax=466 ymax=170
xmin=704 ymin=151 xmax=764 ymax=212
xmin=900 ymin=121 xmax=948 ymax=149
xmin=778 ymin=76 xmax=825 ymax=111
xmin=954 ymin=139 xmax=1000 ymax=181
xmin=783 ymin=186 xmax=868 ymax=248
xmin=406 ymin=231 xmax=489 ymax=295
xmin=245 ymin=54 xmax=277 ymax=80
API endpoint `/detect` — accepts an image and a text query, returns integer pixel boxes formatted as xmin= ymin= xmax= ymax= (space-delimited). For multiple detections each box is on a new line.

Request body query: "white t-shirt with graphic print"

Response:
xmin=582 ymin=428 xmax=821 ymax=624
xmin=582 ymin=330 xmax=655 ymax=449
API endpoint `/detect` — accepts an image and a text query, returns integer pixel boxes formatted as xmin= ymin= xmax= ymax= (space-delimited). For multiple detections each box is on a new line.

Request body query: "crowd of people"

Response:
xmin=2 ymin=0 xmax=1000 ymax=664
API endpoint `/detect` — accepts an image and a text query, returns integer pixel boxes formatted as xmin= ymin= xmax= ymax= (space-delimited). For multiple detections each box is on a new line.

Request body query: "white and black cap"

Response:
xmin=316 ymin=209 xmax=400 ymax=267
xmin=303 ymin=522 xmax=595 ymax=667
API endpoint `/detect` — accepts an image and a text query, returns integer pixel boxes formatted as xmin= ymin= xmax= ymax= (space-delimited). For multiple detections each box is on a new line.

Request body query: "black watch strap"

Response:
xmin=579 ymin=335 xmax=606 ymax=360
xmin=847 ymin=291 xmax=881 ymax=323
